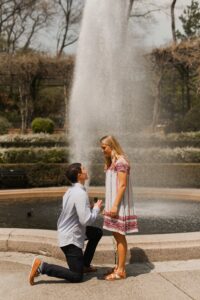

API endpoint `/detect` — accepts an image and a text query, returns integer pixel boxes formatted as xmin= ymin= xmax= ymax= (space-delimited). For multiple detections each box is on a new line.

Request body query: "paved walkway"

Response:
xmin=1 ymin=252 xmax=200 ymax=300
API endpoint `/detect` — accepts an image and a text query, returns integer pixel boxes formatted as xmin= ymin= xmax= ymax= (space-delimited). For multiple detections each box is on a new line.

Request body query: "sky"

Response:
xmin=145 ymin=0 xmax=192 ymax=47
xmin=38 ymin=0 xmax=192 ymax=54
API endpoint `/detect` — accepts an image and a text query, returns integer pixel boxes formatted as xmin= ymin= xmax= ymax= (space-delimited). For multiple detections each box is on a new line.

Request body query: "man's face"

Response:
xmin=78 ymin=165 xmax=88 ymax=181
xmin=101 ymin=143 xmax=112 ymax=158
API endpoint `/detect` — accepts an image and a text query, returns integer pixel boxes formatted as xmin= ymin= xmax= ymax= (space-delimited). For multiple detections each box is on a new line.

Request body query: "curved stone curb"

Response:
xmin=0 ymin=186 xmax=200 ymax=201
xmin=1 ymin=228 xmax=200 ymax=263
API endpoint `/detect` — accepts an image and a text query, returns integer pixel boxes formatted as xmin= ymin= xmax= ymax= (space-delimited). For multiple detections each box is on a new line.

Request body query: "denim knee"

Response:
xmin=70 ymin=272 xmax=83 ymax=283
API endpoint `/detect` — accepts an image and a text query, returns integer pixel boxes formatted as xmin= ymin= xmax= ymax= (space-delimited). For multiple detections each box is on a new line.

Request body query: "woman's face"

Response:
xmin=101 ymin=143 xmax=112 ymax=158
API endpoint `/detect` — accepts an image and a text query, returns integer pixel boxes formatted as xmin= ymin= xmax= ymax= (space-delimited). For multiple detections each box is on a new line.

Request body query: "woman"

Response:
xmin=100 ymin=135 xmax=138 ymax=280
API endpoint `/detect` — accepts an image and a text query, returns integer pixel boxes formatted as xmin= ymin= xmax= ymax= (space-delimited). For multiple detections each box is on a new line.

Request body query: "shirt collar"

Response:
xmin=73 ymin=182 xmax=86 ymax=191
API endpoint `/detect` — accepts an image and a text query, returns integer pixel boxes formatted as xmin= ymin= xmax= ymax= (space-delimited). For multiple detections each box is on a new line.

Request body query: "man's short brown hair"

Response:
xmin=65 ymin=163 xmax=82 ymax=184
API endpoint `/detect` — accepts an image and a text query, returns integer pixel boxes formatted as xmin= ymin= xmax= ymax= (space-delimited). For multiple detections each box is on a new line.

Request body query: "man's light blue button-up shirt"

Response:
xmin=57 ymin=183 xmax=100 ymax=249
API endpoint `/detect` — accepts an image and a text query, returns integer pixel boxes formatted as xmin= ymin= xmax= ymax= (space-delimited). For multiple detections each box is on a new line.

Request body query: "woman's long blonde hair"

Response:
xmin=100 ymin=135 xmax=127 ymax=168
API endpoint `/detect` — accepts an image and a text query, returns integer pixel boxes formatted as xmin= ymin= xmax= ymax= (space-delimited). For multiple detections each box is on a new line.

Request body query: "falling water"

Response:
xmin=69 ymin=0 xmax=147 ymax=171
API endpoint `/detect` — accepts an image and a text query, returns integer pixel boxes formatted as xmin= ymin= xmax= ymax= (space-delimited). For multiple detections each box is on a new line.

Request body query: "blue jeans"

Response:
xmin=41 ymin=226 xmax=103 ymax=283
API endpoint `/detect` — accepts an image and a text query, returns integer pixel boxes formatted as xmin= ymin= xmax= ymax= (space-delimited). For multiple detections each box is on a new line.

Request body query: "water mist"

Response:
xmin=69 ymin=0 xmax=146 ymax=174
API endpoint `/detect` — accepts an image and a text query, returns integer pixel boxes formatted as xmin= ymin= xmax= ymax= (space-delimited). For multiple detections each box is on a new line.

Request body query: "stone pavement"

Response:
xmin=1 ymin=252 xmax=200 ymax=300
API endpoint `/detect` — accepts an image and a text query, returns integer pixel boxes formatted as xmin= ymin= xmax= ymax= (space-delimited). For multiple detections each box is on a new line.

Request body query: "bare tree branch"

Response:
xmin=0 ymin=0 xmax=54 ymax=53
xmin=130 ymin=8 xmax=162 ymax=18
xmin=56 ymin=0 xmax=84 ymax=57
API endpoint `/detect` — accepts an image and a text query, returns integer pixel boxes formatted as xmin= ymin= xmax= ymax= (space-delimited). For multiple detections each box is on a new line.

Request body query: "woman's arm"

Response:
xmin=109 ymin=171 xmax=127 ymax=217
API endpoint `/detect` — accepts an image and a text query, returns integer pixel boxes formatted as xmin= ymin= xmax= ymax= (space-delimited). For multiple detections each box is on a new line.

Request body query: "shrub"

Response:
xmin=1 ymin=163 xmax=200 ymax=188
xmin=0 ymin=133 xmax=67 ymax=148
xmin=165 ymin=104 xmax=200 ymax=134
xmin=128 ymin=147 xmax=200 ymax=163
xmin=0 ymin=147 xmax=69 ymax=163
xmin=0 ymin=163 xmax=69 ymax=188
xmin=31 ymin=118 xmax=55 ymax=134
xmin=164 ymin=118 xmax=185 ymax=134
xmin=164 ymin=132 xmax=200 ymax=148
xmin=92 ymin=147 xmax=200 ymax=164
xmin=182 ymin=104 xmax=200 ymax=132
xmin=0 ymin=117 xmax=12 ymax=134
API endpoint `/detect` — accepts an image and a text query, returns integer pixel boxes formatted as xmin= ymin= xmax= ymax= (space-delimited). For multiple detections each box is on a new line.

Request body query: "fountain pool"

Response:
xmin=1 ymin=196 xmax=200 ymax=235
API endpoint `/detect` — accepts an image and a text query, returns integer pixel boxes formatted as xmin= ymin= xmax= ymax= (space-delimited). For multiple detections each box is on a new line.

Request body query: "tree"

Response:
xmin=0 ymin=0 xmax=54 ymax=53
xmin=0 ymin=53 xmax=74 ymax=131
xmin=11 ymin=55 xmax=41 ymax=133
xmin=176 ymin=0 xmax=200 ymax=40
xmin=151 ymin=39 xmax=200 ymax=130
xmin=150 ymin=51 xmax=169 ymax=131
xmin=56 ymin=0 xmax=84 ymax=57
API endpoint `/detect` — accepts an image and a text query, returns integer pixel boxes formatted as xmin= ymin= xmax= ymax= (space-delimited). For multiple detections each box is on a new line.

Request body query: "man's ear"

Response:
xmin=77 ymin=172 xmax=81 ymax=180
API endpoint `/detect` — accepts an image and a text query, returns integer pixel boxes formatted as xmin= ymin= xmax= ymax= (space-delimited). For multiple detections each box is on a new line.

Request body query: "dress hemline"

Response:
xmin=103 ymin=225 xmax=139 ymax=235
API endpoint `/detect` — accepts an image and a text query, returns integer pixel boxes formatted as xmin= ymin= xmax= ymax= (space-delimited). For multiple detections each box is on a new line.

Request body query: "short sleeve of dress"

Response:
xmin=115 ymin=157 xmax=130 ymax=173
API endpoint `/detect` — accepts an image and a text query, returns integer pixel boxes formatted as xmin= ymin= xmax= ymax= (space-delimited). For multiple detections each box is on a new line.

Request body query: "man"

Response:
xmin=29 ymin=163 xmax=102 ymax=284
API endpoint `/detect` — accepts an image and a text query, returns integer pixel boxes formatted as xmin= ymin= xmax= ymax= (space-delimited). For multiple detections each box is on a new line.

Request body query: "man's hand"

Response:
xmin=94 ymin=199 xmax=102 ymax=209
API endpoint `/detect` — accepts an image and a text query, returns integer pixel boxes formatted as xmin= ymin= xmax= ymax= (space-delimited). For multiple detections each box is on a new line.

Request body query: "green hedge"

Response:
xmin=124 ymin=132 xmax=200 ymax=148
xmin=1 ymin=163 xmax=200 ymax=188
xmin=93 ymin=147 xmax=200 ymax=164
xmin=132 ymin=163 xmax=200 ymax=188
xmin=0 ymin=117 xmax=12 ymax=134
xmin=1 ymin=132 xmax=200 ymax=148
xmin=160 ymin=132 xmax=200 ymax=148
xmin=129 ymin=147 xmax=200 ymax=163
xmin=91 ymin=163 xmax=200 ymax=187
xmin=0 ymin=163 xmax=68 ymax=187
xmin=0 ymin=134 xmax=67 ymax=148
xmin=165 ymin=104 xmax=200 ymax=133
xmin=1 ymin=147 xmax=200 ymax=164
xmin=0 ymin=147 xmax=69 ymax=163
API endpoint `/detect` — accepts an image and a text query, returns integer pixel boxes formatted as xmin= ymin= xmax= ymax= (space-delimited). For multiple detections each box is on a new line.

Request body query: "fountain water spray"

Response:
xmin=69 ymin=0 xmax=146 ymax=174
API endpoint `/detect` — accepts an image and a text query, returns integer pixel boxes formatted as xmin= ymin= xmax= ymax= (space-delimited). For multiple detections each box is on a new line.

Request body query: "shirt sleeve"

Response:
xmin=115 ymin=158 xmax=130 ymax=173
xmin=74 ymin=192 xmax=100 ymax=226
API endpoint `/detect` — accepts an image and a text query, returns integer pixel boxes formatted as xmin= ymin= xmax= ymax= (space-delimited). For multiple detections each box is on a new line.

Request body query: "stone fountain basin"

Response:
xmin=0 ymin=187 xmax=200 ymax=263
xmin=0 ymin=187 xmax=200 ymax=234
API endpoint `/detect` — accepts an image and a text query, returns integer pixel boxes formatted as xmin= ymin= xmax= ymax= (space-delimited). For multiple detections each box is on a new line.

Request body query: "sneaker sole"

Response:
xmin=29 ymin=257 xmax=41 ymax=285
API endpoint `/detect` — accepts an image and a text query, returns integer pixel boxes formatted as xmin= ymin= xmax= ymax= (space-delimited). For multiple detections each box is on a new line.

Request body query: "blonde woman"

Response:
xmin=100 ymin=135 xmax=138 ymax=280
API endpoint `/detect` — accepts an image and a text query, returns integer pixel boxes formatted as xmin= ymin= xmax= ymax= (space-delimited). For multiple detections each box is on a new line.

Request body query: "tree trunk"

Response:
xmin=24 ymin=96 xmax=29 ymax=132
xmin=19 ymin=86 xmax=29 ymax=134
xmin=152 ymin=75 xmax=162 ymax=131
xmin=19 ymin=86 xmax=26 ymax=134
xmin=185 ymin=67 xmax=191 ymax=111
xmin=171 ymin=0 xmax=177 ymax=43
xmin=181 ymin=76 xmax=185 ymax=116
xmin=63 ymin=83 xmax=68 ymax=132
xmin=128 ymin=0 xmax=135 ymax=18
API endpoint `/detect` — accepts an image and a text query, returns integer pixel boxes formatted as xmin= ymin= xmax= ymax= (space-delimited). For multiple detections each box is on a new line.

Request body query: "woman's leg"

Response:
xmin=112 ymin=232 xmax=127 ymax=272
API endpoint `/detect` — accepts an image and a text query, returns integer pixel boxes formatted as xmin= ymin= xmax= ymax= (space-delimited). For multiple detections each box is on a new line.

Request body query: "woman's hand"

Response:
xmin=109 ymin=205 xmax=119 ymax=218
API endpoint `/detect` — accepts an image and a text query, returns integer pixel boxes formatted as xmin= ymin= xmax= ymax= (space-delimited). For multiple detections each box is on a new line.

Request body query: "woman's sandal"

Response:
xmin=104 ymin=270 xmax=126 ymax=281
xmin=103 ymin=266 xmax=117 ymax=278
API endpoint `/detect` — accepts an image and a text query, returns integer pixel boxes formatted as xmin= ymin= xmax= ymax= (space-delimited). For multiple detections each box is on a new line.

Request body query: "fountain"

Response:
xmin=0 ymin=0 xmax=200 ymax=238
xmin=1 ymin=1 xmax=200 ymax=276
xmin=69 ymin=0 xmax=148 ymax=170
